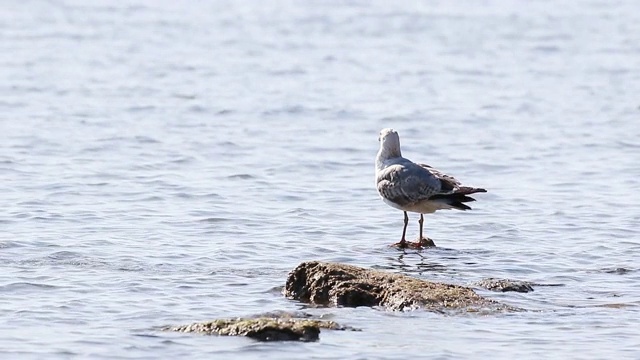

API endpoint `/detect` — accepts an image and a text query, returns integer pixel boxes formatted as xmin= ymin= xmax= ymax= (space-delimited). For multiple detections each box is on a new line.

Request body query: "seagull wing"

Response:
xmin=376 ymin=161 xmax=442 ymax=207
xmin=418 ymin=163 xmax=462 ymax=194
xmin=419 ymin=163 xmax=487 ymax=195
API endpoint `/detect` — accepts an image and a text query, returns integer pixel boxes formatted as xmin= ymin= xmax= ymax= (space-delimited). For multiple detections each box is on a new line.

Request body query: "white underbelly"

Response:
xmin=382 ymin=197 xmax=406 ymax=211
xmin=382 ymin=197 xmax=451 ymax=214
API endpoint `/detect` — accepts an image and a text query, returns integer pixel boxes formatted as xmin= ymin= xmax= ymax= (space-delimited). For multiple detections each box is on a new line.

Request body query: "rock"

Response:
xmin=473 ymin=278 xmax=534 ymax=293
xmin=601 ymin=267 xmax=634 ymax=275
xmin=285 ymin=261 xmax=514 ymax=312
xmin=164 ymin=317 xmax=354 ymax=342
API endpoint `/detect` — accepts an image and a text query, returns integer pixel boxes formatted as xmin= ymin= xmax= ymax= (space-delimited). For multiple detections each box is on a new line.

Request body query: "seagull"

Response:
xmin=375 ymin=128 xmax=486 ymax=249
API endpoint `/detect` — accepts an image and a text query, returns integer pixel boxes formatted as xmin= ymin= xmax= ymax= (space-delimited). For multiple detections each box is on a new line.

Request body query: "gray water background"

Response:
xmin=2 ymin=0 xmax=640 ymax=358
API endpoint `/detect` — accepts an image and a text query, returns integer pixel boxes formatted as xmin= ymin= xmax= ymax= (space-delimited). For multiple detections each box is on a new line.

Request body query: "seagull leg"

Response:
xmin=391 ymin=211 xmax=409 ymax=249
xmin=415 ymin=213 xmax=435 ymax=248
xmin=401 ymin=211 xmax=409 ymax=244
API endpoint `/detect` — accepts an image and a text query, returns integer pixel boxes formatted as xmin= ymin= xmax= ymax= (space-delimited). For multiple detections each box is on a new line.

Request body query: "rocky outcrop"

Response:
xmin=164 ymin=317 xmax=355 ymax=342
xmin=285 ymin=261 xmax=515 ymax=312
xmin=165 ymin=263 xmax=522 ymax=342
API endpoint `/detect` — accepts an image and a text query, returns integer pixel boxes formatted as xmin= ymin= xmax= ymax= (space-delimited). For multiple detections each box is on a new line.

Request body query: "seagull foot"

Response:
xmin=390 ymin=241 xmax=408 ymax=249
xmin=390 ymin=238 xmax=435 ymax=249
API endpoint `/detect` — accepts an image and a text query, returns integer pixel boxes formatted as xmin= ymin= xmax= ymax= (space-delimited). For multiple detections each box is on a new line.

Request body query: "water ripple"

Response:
xmin=2 ymin=1 xmax=640 ymax=359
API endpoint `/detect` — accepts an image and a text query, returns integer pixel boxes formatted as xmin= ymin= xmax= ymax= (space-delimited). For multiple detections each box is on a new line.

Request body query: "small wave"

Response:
xmin=0 ymin=240 xmax=23 ymax=249
xmin=227 ymin=174 xmax=254 ymax=180
xmin=216 ymin=109 xmax=234 ymax=116
xmin=617 ymin=141 xmax=640 ymax=149
xmin=262 ymin=105 xmax=306 ymax=116
xmin=127 ymin=105 xmax=156 ymax=112
xmin=0 ymin=282 xmax=60 ymax=291
xmin=199 ymin=217 xmax=232 ymax=223
xmin=134 ymin=136 xmax=160 ymax=144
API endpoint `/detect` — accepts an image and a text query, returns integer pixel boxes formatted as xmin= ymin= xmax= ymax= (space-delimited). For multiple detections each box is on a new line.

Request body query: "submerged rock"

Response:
xmin=285 ymin=261 xmax=514 ymax=312
xmin=165 ymin=317 xmax=354 ymax=342
xmin=474 ymin=278 xmax=534 ymax=293
xmin=601 ymin=267 xmax=634 ymax=275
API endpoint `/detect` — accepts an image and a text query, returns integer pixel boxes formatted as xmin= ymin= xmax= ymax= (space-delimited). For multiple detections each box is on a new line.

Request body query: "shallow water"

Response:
xmin=2 ymin=0 xmax=640 ymax=358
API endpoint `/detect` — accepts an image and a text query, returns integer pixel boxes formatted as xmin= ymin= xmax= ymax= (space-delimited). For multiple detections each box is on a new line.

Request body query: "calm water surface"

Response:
xmin=2 ymin=0 xmax=640 ymax=359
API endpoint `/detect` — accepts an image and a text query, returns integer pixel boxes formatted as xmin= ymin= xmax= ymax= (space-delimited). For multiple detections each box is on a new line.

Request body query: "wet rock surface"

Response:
xmin=474 ymin=278 xmax=535 ymax=293
xmin=285 ymin=261 xmax=516 ymax=312
xmin=164 ymin=316 xmax=355 ymax=342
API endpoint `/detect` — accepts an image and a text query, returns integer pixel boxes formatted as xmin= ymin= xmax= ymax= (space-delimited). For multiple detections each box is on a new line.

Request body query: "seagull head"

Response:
xmin=377 ymin=128 xmax=402 ymax=158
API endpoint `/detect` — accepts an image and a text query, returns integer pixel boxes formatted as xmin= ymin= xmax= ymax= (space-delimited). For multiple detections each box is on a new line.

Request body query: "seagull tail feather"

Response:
xmin=456 ymin=186 xmax=487 ymax=195
xmin=430 ymin=187 xmax=486 ymax=211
